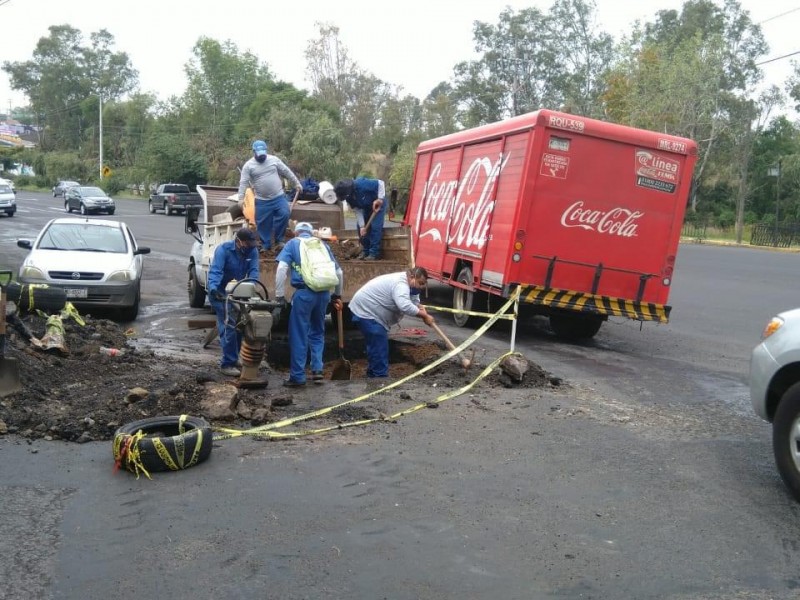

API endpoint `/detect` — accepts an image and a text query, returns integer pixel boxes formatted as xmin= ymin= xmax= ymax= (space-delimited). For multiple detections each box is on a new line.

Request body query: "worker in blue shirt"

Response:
xmin=207 ymin=228 xmax=261 ymax=376
xmin=333 ymin=177 xmax=386 ymax=260
xmin=275 ymin=222 xmax=344 ymax=387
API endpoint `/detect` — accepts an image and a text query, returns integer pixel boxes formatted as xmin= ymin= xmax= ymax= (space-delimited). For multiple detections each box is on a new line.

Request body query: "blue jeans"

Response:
xmin=353 ymin=315 xmax=389 ymax=377
xmin=255 ymin=194 xmax=290 ymax=250
xmin=210 ymin=297 xmax=241 ymax=368
xmin=287 ymin=287 xmax=330 ymax=383
xmin=360 ymin=201 xmax=386 ymax=258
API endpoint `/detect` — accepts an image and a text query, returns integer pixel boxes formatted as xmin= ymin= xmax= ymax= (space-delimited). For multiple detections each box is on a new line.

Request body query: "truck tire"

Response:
xmin=149 ymin=200 xmax=156 ymax=214
xmin=6 ymin=281 xmax=67 ymax=313
xmin=452 ymin=266 xmax=476 ymax=327
xmin=188 ymin=267 xmax=206 ymax=308
xmin=549 ymin=312 xmax=603 ymax=340
xmin=773 ymin=382 xmax=800 ymax=502
xmin=113 ymin=415 xmax=213 ymax=475
xmin=165 ymin=203 xmax=172 ymax=216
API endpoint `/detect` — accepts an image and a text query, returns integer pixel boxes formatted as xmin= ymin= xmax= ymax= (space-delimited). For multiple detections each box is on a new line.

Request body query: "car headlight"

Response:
xmin=107 ymin=269 xmax=137 ymax=282
xmin=19 ymin=265 xmax=46 ymax=280
xmin=762 ymin=317 xmax=784 ymax=340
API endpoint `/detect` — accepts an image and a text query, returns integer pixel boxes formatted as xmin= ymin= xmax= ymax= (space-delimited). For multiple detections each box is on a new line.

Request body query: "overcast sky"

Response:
xmin=2 ymin=0 xmax=799 ymax=116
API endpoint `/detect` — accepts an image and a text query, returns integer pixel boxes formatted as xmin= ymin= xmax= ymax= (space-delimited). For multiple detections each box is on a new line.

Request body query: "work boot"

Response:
xmin=356 ymin=251 xmax=367 ymax=260
xmin=283 ymin=379 xmax=305 ymax=388
xmin=220 ymin=366 xmax=241 ymax=377
xmin=311 ymin=371 xmax=324 ymax=383
xmin=363 ymin=255 xmax=377 ymax=261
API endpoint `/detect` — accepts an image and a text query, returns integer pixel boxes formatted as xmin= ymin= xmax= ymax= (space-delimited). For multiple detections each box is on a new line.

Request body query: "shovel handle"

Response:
xmin=337 ymin=305 xmax=345 ymax=351
xmin=363 ymin=208 xmax=379 ymax=235
xmin=430 ymin=321 xmax=456 ymax=352
xmin=290 ymin=189 xmax=300 ymax=213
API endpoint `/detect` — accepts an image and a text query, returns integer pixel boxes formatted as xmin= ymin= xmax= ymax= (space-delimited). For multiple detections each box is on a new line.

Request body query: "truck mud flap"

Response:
xmin=519 ymin=285 xmax=670 ymax=323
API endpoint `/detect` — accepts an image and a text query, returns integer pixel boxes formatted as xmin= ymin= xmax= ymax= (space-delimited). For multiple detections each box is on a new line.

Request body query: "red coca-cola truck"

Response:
xmin=404 ymin=109 xmax=698 ymax=339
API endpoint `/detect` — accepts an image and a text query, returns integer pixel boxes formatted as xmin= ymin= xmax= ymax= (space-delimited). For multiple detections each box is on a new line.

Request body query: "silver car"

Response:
xmin=52 ymin=180 xmax=80 ymax=197
xmin=64 ymin=185 xmax=115 ymax=215
xmin=750 ymin=307 xmax=800 ymax=502
xmin=0 ymin=183 xmax=15 ymax=217
xmin=16 ymin=218 xmax=150 ymax=320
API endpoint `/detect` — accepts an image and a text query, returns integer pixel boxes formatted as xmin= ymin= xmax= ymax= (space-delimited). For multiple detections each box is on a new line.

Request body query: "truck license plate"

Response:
xmin=65 ymin=288 xmax=88 ymax=298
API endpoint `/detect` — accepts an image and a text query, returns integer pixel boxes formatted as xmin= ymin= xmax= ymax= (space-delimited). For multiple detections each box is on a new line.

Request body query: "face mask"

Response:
xmin=255 ymin=154 xmax=266 ymax=163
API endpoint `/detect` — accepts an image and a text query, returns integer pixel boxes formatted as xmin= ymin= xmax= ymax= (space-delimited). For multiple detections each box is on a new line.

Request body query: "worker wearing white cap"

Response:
xmin=275 ymin=222 xmax=344 ymax=387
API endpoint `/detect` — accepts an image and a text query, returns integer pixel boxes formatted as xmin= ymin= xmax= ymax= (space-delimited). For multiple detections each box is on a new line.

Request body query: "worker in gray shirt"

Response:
xmin=238 ymin=140 xmax=302 ymax=251
xmin=349 ymin=267 xmax=435 ymax=378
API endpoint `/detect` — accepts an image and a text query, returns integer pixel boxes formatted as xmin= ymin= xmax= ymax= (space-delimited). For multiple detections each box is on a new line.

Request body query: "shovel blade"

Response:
xmin=330 ymin=357 xmax=352 ymax=380
xmin=0 ymin=357 xmax=21 ymax=398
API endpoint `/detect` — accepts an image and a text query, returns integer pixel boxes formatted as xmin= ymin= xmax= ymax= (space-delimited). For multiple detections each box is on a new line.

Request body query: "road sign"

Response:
xmin=102 ymin=166 xmax=112 ymax=178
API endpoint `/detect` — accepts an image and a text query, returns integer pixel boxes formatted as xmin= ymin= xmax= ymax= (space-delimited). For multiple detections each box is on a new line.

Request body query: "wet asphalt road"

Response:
xmin=1 ymin=192 xmax=800 ymax=599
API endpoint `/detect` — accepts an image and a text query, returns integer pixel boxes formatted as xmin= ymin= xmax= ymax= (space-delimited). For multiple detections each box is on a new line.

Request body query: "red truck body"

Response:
xmin=404 ymin=109 xmax=698 ymax=338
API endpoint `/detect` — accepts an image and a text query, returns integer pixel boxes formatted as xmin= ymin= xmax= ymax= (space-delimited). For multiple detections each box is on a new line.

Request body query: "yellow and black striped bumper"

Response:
xmin=519 ymin=286 xmax=670 ymax=323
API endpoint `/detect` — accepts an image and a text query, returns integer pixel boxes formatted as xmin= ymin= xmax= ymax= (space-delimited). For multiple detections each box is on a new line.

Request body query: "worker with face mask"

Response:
xmin=207 ymin=228 xmax=261 ymax=376
xmin=237 ymin=140 xmax=303 ymax=251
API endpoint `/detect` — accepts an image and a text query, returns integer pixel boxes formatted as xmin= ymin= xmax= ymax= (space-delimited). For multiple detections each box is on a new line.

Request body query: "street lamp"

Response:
xmin=768 ymin=160 xmax=782 ymax=246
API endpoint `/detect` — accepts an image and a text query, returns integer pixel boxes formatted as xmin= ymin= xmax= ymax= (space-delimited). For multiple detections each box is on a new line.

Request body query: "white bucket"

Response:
xmin=318 ymin=180 xmax=337 ymax=204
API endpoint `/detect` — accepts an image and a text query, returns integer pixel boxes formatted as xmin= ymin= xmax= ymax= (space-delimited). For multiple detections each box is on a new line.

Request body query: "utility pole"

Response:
xmin=99 ymin=93 xmax=103 ymax=180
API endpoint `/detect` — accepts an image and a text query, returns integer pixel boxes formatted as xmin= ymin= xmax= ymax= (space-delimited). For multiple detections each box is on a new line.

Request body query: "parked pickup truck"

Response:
xmin=185 ymin=185 xmax=411 ymax=326
xmin=149 ymin=183 xmax=202 ymax=216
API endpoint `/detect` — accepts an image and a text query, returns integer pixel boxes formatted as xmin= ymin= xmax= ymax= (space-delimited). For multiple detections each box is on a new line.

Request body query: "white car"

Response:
xmin=750 ymin=307 xmax=800 ymax=502
xmin=0 ymin=183 xmax=15 ymax=217
xmin=16 ymin=218 xmax=151 ymax=320
xmin=0 ymin=177 xmax=15 ymax=193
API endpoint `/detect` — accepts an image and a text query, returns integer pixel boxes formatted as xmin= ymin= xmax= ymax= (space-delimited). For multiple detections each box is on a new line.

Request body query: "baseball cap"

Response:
xmin=294 ymin=221 xmax=314 ymax=235
xmin=334 ymin=178 xmax=354 ymax=200
xmin=252 ymin=140 xmax=268 ymax=157
xmin=236 ymin=228 xmax=258 ymax=246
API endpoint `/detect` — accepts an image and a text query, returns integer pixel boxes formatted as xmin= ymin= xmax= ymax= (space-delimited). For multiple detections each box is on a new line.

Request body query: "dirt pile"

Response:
xmin=0 ymin=311 xmax=559 ymax=443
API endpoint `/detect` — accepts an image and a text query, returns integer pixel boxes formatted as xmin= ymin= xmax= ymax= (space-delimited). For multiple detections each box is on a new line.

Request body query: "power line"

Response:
xmin=758 ymin=7 xmax=800 ymax=24
xmin=756 ymin=49 xmax=800 ymax=66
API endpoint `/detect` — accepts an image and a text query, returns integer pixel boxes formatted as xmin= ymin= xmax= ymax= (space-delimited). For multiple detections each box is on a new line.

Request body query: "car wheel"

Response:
xmin=80 ymin=203 xmax=87 ymax=215
xmin=113 ymin=415 xmax=213 ymax=475
xmin=549 ymin=312 xmax=604 ymax=340
xmin=188 ymin=267 xmax=206 ymax=309
xmin=53 ymin=190 xmax=57 ymax=197
xmin=65 ymin=201 xmax=71 ymax=213
xmin=452 ymin=266 xmax=477 ymax=327
xmin=118 ymin=285 xmax=140 ymax=321
xmin=107 ymin=209 xmax=115 ymax=215
xmin=165 ymin=204 xmax=172 ymax=216
xmin=149 ymin=200 xmax=155 ymax=214
xmin=773 ymin=382 xmax=800 ymax=502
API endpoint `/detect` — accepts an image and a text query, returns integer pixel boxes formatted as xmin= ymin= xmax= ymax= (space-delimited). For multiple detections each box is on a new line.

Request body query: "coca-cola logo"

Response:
xmin=560 ymin=201 xmax=643 ymax=237
xmin=416 ymin=154 xmax=509 ymax=249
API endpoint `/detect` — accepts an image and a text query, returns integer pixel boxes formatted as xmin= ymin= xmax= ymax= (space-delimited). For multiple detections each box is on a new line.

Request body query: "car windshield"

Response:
xmin=79 ymin=187 xmax=106 ymax=196
xmin=0 ymin=185 xmax=11 ymax=193
xmin=63 ymin=181 xmax=79 ymax=188
xmin=37 ymin=222 xmax=128 ymax=253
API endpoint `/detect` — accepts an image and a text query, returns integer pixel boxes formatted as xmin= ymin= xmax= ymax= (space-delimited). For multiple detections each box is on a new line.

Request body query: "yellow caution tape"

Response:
xmin=422 ymin=303 xmax=516 ymax=320
xmin=212 ymin=287 xmax=522 ymax=441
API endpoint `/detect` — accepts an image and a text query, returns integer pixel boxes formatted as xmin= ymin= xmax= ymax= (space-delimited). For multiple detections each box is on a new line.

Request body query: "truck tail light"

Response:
xmin=663 ymin=264 xmax=674 ymax=286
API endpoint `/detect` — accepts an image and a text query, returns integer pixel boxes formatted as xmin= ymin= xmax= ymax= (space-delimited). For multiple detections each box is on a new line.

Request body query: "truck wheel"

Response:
xmin=149 ymin=200 xmax=156 ymax=214
xmin=188 ymin=267 xmax=206 ymax=308
xmin=452 ymin=266 xmax=476 ymax=327
xmin=165 ymin=204 xmax=172 ymax=216
xmin=113 ymin=415 xmax=213 ymax=475
xmin=549 ymin=312 xmax=603 ymax=340
xmin=773 ymin=382 xmax=800 ymax=502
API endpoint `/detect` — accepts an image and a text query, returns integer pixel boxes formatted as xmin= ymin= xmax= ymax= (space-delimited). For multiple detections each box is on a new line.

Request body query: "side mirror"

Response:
xmin=185 ymin=205 xmax=200 ymax=234
xmin=134 ymin=247 xmax=151 ymax=256
xmin=16 ymin=239 xmax=32 ymax=250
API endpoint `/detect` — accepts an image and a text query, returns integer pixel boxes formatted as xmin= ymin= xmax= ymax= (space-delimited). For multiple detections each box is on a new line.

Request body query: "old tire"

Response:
xmin=6 ymin=281 xmax=67 ymax=313
xmin=188 ymin=267 xmax=206 ymax=308
xmin=549 ymin=312 xmax=603 ymax=340
xmin=113 ymin=415 xmax=213 ymax=475
xmin=773 ymin=382 xmax=800 ymax=502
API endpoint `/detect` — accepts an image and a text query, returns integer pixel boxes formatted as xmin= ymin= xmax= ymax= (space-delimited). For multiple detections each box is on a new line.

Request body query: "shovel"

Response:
xmin=429 ymin=321 xmax=471 ymax=369
xmin=330 ymin=305 xmax=352 ymax=380
xmin=0 ymin=285 xmax=22 ymax=398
